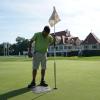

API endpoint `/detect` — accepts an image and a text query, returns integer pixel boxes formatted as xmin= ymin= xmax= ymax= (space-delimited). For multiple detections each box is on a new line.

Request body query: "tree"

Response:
xmin=15 ymin=37 xmax=29 ymax=55
xmin=16 ymin=36 xmax=25 ymax=43
xmin=0 ymin=36 xmax=29 ymax=56
xmin=0 ymin=43 xmax=4 ymax=56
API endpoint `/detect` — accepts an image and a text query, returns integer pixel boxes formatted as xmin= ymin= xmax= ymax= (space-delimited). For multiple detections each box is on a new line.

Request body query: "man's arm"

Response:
xmin=49 ymin=35 xmax=61 ymax=46
xmin=28 ymin=39 xmax=33 ymax=57
xmin=28 ymin=33 xmax=37 ymax=57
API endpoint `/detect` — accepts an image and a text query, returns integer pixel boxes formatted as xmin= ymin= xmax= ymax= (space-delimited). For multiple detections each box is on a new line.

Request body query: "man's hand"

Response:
xmin=28 ymin=39 xmax=33 ymax=58
xmin=28 ymin=51 xmax=32 ymax=58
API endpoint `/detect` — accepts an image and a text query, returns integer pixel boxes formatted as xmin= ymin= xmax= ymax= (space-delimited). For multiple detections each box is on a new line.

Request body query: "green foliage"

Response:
xmin=16 ymin=36 xmax=25 ymax=43
xmin=0 ymin=44 xmax=4 ymax=55
xmin=0 ymin=37 xmax=29 ymax=56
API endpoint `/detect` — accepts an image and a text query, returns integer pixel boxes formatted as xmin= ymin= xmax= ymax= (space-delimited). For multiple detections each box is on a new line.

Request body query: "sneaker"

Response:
xmin=27 ymin=81 xmax=36 ymax=88
xmin=39 ymin=81 xmax=48 ymax=87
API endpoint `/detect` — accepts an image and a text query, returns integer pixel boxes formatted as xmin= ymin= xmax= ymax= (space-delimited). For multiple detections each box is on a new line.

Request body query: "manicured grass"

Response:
xmin=0 ymin=56 xmax=100 ymax=100
xmin=0 ymin=56 xmax=100 ymax=62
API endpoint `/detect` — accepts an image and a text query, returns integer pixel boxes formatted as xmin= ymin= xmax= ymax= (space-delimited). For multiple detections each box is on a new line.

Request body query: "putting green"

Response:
xmin=0 ymin=56 xmax=100 ymax=100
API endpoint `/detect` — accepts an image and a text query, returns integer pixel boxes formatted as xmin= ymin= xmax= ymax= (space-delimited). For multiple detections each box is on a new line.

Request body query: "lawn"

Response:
xmin=0 ymin=56 xmax=100 ymax=100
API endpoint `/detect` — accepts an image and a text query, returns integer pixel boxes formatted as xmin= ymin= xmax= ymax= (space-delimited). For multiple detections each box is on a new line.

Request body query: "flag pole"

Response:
xmin=53 ymin=9 xmax=57 ymax=89
xmin=49 ymin=6 xmax=60 ymax=89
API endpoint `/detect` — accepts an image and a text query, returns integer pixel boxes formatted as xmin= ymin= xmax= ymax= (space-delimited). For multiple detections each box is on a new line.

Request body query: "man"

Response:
xmin=28 ymin=26 xmax=54 ymax=88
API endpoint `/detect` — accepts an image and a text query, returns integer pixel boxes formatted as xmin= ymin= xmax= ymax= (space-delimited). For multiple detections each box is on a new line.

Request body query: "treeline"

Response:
xmin=0 ymin=36 xmax=29 ymax=56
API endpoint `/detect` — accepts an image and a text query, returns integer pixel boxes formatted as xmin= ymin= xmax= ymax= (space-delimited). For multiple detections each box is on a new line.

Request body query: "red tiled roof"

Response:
xmin=82 ymin=33 xmax=100 ymax=44
xmin=50 ymin=30 xmax=81 ymax=45
xmin=51 ymin=30 xmax=71 ymax=37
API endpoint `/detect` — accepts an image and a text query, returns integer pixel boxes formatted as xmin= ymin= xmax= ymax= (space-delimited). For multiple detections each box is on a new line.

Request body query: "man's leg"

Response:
xmin=39 ymin=53 xmax=48 ymax=87
xmin=32 ymin=69 xmax=37 ymax=82
xmin=41 ymin=53 xmax=47 ymax=82
xmin=28 ymin=52 xmax=40 ymax=88
xmin=28 ymin=69 xmax=37 ymax=88
xmin=41 ymin=69 xmax=45 ymax=82
xmin=40 ymin=69 xmax=48 ymax=87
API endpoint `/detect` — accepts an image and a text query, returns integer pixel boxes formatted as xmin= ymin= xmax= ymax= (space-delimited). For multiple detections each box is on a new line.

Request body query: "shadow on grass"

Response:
xmin=0 ymin=87 xmax=54 ymax=100
xmin=0 ymin=87 xmax=30 ymax=100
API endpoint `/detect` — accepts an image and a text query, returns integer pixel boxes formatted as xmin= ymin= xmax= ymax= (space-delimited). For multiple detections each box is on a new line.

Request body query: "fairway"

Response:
xmin=0 ymin=57 xmax=100 ymax=100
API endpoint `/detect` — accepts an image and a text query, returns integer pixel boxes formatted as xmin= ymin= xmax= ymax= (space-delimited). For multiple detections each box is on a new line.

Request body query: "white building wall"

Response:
xmin=48 ymin=44 xmax=80 ymax=54
xmin=81 ymin=43 xmax=100 ymax=50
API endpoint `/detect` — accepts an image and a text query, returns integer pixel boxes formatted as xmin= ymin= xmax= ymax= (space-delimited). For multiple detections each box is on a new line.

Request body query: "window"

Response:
xmin=59 ymin=45 xmax=63 ymax=50
xmin=64 ymin=46 xmax=67 ymax=49
xmin=92 ymin=45 xmax=97 ymax=49
xmin=51 ymin=46 xmax=54 ymax=50
xmin=68 ymin=46 xmax=72 ymax=49
xmin=55 ymin=46 xmax=58 ymax=50
xmin=48 ymin=47 xmax=50 ymax=51
xmin=84 ymin=45 xmax=88 ymax=49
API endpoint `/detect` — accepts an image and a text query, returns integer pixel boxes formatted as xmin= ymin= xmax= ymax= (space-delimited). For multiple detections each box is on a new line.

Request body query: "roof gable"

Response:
xmin=82 ymin=33 xmax=100 ymax=44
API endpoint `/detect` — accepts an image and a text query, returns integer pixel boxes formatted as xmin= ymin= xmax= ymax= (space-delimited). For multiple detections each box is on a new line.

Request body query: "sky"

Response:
xmin=0 ymin=0 xmax=100 ymax=43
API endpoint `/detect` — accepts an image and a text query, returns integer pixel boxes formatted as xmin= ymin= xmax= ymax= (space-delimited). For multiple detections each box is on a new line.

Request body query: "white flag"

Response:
xmin=49 ymin=6 xmax=61 ymax=27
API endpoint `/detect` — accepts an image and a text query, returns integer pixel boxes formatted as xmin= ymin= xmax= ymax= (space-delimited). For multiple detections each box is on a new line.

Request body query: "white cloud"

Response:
xmin=0 ymin=0 xmax=100 ymax=43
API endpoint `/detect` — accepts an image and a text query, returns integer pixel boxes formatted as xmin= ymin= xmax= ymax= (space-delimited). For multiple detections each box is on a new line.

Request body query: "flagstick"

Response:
xmin=49 ymin=6 xmax=60 ymax=89
xmin=53 ymin=19 xmax=57 ymax=90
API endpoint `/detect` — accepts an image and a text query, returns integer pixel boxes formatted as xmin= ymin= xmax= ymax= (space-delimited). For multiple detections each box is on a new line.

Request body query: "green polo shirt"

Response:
xmin=31 ymin=32 xmax=54 ymax=53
